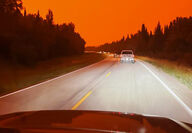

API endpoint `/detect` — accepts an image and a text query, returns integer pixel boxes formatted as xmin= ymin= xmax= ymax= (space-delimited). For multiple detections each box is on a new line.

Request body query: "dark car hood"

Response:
xmin=0 ymin=110 xmax=191 ymax=133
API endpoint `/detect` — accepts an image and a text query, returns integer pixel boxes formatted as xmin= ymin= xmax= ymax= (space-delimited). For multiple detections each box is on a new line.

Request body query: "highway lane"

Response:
xmin=0 ymin=57 xmax=192 ymax=124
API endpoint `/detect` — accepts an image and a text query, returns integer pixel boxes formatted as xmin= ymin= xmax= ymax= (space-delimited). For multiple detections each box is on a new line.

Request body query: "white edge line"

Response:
xmin=0 ymin=58 xmax=107 ymax=99
xmin=139 ymin=61 xmax=192 ymax=117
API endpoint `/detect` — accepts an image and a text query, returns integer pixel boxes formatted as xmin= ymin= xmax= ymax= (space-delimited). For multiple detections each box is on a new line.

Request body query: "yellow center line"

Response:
xmin=72 ymin=91 xmax=92 ymax=110
xmin=106 ymin=72 xmax=111 ymax=77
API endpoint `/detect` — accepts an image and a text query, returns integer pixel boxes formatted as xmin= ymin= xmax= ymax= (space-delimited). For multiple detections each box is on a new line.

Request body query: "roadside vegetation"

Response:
xmin=138 ymin=56 xmax=192 ymax=90
xmin=0 ymin=0 xmax=85 ymax=66
xmin=0 ymin=0 xmax=107 ymax=96
xmin=0 ymin=53 xmax=106 ymax=96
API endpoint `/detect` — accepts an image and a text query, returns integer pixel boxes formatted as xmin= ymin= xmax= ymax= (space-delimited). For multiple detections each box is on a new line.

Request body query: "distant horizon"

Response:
xmin=23 ymin=0 xmax=192 ymax=46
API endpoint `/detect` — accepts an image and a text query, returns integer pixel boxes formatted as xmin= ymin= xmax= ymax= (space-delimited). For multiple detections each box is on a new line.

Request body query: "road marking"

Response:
xmin=139 ymin=61 xmax=192 ymax=117
xmin=72 ymin=91 xmax=92 ymax=110
xmin=106 ymin=72 xmax=111 ymax=77
xmin=0 ymin=59 xmax=107 ymax=99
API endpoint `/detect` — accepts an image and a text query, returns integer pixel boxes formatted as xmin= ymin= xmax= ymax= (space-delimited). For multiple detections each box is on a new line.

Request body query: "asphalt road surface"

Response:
xmin=0 ymin=57 xmax=192 ymax=124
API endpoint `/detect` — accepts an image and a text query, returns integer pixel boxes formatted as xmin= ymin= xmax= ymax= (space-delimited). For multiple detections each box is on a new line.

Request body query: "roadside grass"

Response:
xmin=137 ymin=56 xmax=192 ymax=90
xmin=0 ymin=53 xmax=106 ymax=96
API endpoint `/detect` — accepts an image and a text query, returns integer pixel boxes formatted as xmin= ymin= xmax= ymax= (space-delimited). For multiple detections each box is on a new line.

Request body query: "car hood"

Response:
xmin=0 ymin=110 xmax=191 ymax=133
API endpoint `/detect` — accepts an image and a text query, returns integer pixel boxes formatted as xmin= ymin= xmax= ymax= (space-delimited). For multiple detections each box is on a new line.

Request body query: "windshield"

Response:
xmin=122 ymin=51 xmax=133 ymax=54
xmin=0 ymin=0 xmax=192 ymax=130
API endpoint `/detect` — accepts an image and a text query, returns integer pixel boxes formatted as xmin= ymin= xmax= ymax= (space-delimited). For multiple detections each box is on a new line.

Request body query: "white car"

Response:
xmin=120 ymin=50 xmax=135 ymax=63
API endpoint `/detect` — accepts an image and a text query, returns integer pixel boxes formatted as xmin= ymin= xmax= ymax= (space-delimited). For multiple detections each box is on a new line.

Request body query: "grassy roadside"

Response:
xmin=0 ymin=53 xmax=106 ymax=96
xmin=137 ymin=56 xmax=192 ymax=90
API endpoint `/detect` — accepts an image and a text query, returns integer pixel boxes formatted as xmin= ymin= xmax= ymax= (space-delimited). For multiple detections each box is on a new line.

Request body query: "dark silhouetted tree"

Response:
xmin=46 ymin=9 xmax=53 ymax=25
xmin=151 ymin=22 xmax=164 ymax=54
xmin=23 ymin=8 xmax=26 ymax=16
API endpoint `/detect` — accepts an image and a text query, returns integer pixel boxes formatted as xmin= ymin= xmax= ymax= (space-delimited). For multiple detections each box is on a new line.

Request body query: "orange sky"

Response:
xmin=23 ymin=0 xmax=192 ymax=46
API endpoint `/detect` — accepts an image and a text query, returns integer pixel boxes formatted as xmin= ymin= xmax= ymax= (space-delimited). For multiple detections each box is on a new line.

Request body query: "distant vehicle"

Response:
xmin=120 ymin=50 xmax=135 ymax=63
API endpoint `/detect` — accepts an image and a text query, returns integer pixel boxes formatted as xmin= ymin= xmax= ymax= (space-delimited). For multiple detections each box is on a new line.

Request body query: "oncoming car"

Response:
xmin=120 ymin=50 xmax=135 ymax=63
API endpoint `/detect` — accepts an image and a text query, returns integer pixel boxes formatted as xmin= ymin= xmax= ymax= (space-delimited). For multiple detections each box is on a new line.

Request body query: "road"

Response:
xmin=0 ymin=57 xmax=192 ymax=124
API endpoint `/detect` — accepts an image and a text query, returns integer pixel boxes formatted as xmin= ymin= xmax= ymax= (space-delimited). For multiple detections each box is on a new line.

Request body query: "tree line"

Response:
xmin=0 ymin=0 xmax=85 ymax=66
xmin=96 ymin=17 xmax=192 ymax=66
